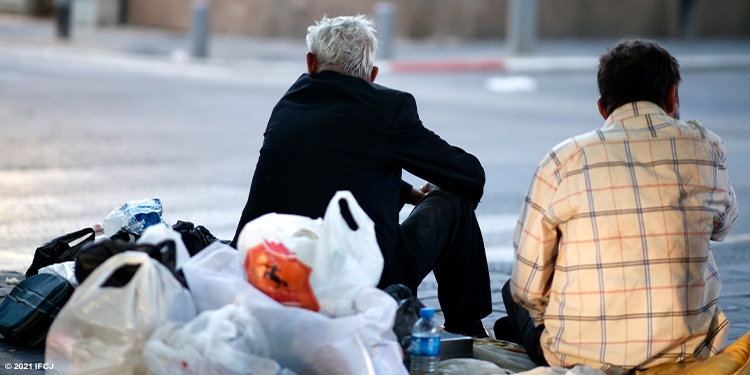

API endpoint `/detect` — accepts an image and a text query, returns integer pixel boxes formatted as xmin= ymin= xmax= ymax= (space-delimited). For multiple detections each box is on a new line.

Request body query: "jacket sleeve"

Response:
xmin=388 ymin=93 xmax=485 ymax=205
xmin=399 ymin=180 xmax=414 ymax=208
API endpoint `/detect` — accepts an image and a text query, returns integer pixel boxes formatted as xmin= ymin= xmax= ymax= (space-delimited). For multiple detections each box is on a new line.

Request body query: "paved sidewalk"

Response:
xmin=2 ymin=14 xmax=750 ymax=74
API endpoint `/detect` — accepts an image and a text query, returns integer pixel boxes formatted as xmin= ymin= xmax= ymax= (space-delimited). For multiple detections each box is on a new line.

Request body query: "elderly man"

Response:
xmin=231 ymin=15 xmax=491 ymax=337
xmin=497 ymin=40 xmax=739 ymax=372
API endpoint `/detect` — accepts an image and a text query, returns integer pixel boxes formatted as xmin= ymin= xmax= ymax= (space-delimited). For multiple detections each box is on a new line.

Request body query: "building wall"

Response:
xmin=125 ymin=0 xmax=750 ymax=40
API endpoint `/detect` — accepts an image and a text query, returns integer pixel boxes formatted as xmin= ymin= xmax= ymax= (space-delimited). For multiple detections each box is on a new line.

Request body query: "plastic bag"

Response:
xmin=237 ymin=191 xmax=384 ymax=316
xmin=38 ymin=261 xmax=79 ymax=287
xmin=181 ymin=243 xmax=406 ymax=375
xmin=383 ymin=284 xmax=425 ymax=353
xmin=172 ymin=220 xmax=221 ymax=256
xmin=137 ymin=223 xmax=192 ymax=270
xmin=143 ymin=304 xmax=297 ymax=375
xmin=244 ymin=240 xmax=320 ymax=311
xmin=74 ymin=238 xmax=179 ymax=285
xmin=181 ymin=241 xmax=248 ymax=312
xmin=46 ymin=251 xmax=197 ymax=375
xmin=25 ymin=227 xmax=95 ymax=277
xmin=103 ymin=198 xmax=166 ymax=237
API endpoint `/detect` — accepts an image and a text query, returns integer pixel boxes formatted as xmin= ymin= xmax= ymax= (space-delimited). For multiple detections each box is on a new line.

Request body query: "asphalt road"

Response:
xmin=1 ymin=44 xmax=750 ymax=272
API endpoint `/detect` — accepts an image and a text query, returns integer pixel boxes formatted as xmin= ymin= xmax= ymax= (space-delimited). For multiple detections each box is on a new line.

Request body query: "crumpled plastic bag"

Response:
xmin=46 ymin=251 xmax=197 ymax=375
xmin=38 ymin=261 xmax=78 ymax=287
xmin=143 ymin=304 xmax=297 ymax=375
xmin=103 ymin=198 xmax=166 ymax=237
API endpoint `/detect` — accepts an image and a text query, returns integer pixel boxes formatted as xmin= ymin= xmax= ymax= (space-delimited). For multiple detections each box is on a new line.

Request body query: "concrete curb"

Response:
xmin=381 ymin=54 xmax=750 ymax=74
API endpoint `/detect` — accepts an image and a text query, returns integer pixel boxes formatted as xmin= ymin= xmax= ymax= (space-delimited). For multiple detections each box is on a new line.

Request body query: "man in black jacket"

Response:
xmin=232 ymin=15 xmax=491 ymax=336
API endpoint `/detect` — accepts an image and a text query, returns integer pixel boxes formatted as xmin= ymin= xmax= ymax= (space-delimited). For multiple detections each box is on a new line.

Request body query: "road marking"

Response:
xmin=485 ymin=76 xmax=537 ymax=93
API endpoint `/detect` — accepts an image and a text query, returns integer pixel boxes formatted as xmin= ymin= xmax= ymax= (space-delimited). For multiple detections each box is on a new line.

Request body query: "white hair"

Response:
xmin=306 ymin=15 xmax=378 ymax=80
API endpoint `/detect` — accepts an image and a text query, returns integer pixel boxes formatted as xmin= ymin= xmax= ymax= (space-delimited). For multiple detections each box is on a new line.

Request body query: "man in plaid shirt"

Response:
xmin=496 ymin=40 xmax=739 ymax=372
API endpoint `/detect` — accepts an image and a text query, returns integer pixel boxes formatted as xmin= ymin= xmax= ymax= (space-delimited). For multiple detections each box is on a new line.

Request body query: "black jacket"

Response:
xmin=232 ymin=71 xmax=485 ymax=256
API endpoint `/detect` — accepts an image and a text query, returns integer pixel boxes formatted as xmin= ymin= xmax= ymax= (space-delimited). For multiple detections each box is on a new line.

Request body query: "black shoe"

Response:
xmin=443 ymin=320 xmax=490 ymax=338
xmin=493 ymin=316 xmax=520 ymax=343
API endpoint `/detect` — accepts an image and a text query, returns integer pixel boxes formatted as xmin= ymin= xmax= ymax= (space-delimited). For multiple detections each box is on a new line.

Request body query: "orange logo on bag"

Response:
xmin=244 ymin=240 xmax=320 ymax=312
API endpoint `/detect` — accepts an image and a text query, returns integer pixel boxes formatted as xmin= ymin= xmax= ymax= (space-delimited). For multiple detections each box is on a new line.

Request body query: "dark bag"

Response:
xmin=0 ymin=273 xmax=75 ymax=347
xmin=75 ymin=239 xmax=181 ymax=287
xmin=171 ymin=220 xmax=220 ymax=256
xmin=109 ymin=227 xmax=141 ymax=244
xmin=25 ymin=227 xmax=96 ymax=277
xmin=384 ymin=284 xmax=425 ymax=351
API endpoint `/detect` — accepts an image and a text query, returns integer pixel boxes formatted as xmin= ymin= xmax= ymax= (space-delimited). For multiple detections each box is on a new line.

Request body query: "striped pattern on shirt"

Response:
xmin=511 ymin=101 xmax=739 ymax=371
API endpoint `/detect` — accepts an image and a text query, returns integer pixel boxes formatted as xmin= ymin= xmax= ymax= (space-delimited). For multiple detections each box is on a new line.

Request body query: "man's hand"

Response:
xmin=406 ymin=182 xmax=436 ymax=205
xmin=420 ymin=182 xmax=436 ymax=194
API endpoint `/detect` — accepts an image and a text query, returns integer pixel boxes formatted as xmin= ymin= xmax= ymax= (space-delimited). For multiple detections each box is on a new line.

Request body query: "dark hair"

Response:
xmin=597 ymin=40 xmax=681 ymax=116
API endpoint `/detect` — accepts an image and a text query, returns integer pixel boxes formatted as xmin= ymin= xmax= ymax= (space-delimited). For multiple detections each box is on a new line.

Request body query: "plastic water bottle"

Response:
xmin=409 ymin=307 xmax=440 ymax=375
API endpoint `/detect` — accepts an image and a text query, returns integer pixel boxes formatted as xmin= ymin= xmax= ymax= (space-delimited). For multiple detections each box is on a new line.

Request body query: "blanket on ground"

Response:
xmin=457 ymin=330 xmax=750 ymax=375
xmin=634 ymin=329 xmax=750 ymax=375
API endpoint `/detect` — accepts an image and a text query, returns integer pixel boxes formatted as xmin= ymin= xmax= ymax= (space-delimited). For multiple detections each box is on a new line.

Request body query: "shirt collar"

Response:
xmin=603 ymin=101 xmax=669 ymax=128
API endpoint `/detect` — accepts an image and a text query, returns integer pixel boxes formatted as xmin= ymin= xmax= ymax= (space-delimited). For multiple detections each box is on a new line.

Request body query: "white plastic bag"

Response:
xmin=137 ymin=223 xmax=192 ymax=270
xmin=181 ymin=243 xmax=407 ymax=375
xmin=310 ymin=191 xmax=384 ymax=314
xmin=46 ymin=251 xmax=197 ymax=375
xmin=236 ymin=214 xmax=323 ymax=265
xmin=38 ymin=261 xmax=78 ymax=287
xmin=235 ymin=283 xmax=405 ymax=375
xmin=237 ymin=191 xmax=384 ymax=316
xmin=143 ymin=304 xmax=297 ymax=375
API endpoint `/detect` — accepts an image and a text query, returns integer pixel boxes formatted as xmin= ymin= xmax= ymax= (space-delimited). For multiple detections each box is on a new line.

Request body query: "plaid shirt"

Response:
xmin=511 ymin=101 xmax=739 ymax=371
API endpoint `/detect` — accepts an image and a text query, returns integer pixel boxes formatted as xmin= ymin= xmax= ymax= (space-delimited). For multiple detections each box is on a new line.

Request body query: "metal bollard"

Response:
xmin=506 ymin=0 xmax=538 ymax=55
xmin=191 ymin=1 xmax=211 ymax=58
xmin=55 ymin=0 xmax=71 ymax=39
xmin=375 ymin=2 xmax=396 ymax=61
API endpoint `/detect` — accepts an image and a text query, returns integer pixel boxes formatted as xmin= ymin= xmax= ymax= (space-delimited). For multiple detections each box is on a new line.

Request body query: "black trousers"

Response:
xmin=378 ymin=188 xmax=492 ymax=330
xmin=501 ymin=280 xmax=548 ymax=366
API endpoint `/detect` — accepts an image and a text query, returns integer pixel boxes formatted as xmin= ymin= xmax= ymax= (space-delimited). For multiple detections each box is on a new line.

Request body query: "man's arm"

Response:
xmin=510 ymin=161 xmax=561 ymax=326
xmin=711 ymin=138 xmax=739 ymax=241
xmin=388 ymin=94 xmax=485 ymax=205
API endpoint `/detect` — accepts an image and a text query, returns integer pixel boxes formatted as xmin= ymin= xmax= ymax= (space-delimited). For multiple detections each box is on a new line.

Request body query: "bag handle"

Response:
xmin=82 ymin=251 xmax=152 ymax=289
xmin=40 ymin=227 xmax=95 ymax=249
xmin=323 ymin=191 xmax=375 ymax=233
xmin=26 ymin=227 xmax=96 ymax=277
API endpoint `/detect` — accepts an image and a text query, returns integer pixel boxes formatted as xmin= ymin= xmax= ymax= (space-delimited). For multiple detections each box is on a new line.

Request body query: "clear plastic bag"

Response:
xmin=103 ymin=198 xmax=166 ymax=237
xmin=143 ymin=304 xmax=297 ymax=375
xmin=46 ymin=251 xmax=197 ymax=375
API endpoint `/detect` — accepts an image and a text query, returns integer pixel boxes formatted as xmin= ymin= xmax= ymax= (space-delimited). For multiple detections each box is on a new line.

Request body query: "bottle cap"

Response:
xmin=419 ymin=307 xmax=435 ymax=319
